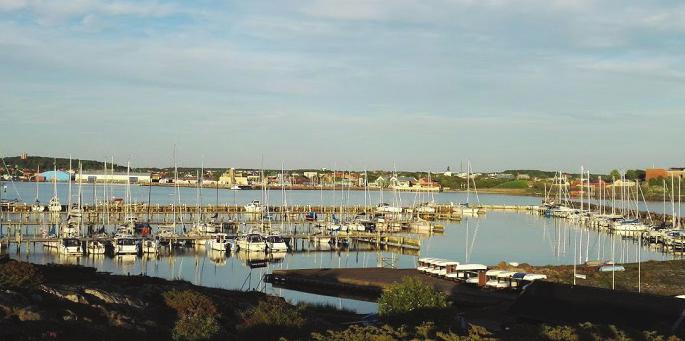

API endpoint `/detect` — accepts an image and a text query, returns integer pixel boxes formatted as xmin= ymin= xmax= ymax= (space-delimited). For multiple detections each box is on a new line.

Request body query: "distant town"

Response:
xmin=1 ymin=155 xmax=682 ymax=199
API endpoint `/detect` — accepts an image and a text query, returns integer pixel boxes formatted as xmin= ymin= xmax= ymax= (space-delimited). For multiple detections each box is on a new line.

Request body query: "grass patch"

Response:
xmin=494 ymin=180 xmax=529 ymax=189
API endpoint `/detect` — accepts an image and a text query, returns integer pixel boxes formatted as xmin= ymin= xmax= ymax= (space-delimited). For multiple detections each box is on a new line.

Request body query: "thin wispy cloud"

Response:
xmin=0 ymin=0 xmax=683 ymax=171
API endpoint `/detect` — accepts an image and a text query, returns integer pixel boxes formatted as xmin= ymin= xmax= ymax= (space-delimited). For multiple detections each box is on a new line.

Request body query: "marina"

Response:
xmin=0 ymin=180 xmax=681 ymax=314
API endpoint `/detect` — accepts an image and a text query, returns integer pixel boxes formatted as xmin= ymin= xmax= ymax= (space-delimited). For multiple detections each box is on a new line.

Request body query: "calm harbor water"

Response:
xmin=3 ymin=181 xmax=542 ymax=207
xmin=3 ymin=181 xmax=675 ymax=214
xmin=1 ymin=182 xmax=677 ymax=313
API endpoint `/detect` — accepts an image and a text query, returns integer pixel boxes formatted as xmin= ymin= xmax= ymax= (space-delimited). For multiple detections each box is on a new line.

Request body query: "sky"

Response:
xmin=0 ymin=0 xmax=683 ymax=172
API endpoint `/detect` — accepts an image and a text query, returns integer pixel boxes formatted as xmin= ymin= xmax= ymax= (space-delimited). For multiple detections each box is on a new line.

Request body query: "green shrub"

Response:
xmin=311 ymin=322 xmax=496 ymax=341
xmin=378 ymin=277 xmax=448 ymax=317
xmin=163 ymin=289 xmax=220 ymax=341
xmin=0 ymin=260 xmax=44 ymax=289
xmin=311 ymin=324 xmax=408 ymax=341
xmin=241 ymin=297 xmax=305 ymax=328
xmin=238 ymin=297 xmax=306 ymax=340
xmin=541 ymin=325 xmax=579 ymax=341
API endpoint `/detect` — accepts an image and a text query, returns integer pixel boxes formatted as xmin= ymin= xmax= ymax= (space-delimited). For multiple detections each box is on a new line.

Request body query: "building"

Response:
xmin=516 ymin=174 xmax=531 ymax=180
xmin=75 ymin=172 xmax=151 ymax=184
xmin=646 ymin=168 xmax=685 ymax=181
xmin=218 ymin=168 xmax=236 ymax=185
xmin=390 ymin=176 xmax=417 ymax=189
xmin=417 ymin=178 xmax=439 ymax=190
xmin=40 ymin=171 xmax=71 ymax=182
xmin=609 ymin=179 xmax=636 ymax=188
xmin=370 ymin=176 xmax=388 ymax=188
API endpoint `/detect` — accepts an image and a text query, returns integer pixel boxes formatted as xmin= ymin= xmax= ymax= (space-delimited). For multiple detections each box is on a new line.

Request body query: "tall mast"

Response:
xmin=466 ymin=160 xmax=470 ymax=205
xmin=173 ymin=145 xmax=179 ymax=231
xmin=35 ymin=165 xmax=40 ymax=202
xmin=196 ymin=169 xmax=200 ymax=225
xmin=678 ymin=176 xmax=682 ymax=227
xmin=78 ymin=162 xmax=83 ymax=236
xmin=103 ymin=159 xmax=107 ymax=226
xmin=672 ymin=175 xmax=676 ymax=226
xmin=580 ymin=166 xmax=584 ymax=212
xmin=68 ymin=155 xmax=72 ymax=210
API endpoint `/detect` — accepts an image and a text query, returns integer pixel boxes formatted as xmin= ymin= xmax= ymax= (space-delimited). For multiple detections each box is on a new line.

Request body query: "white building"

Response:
xmin=75 ymin=172 xmax=151 ymax=184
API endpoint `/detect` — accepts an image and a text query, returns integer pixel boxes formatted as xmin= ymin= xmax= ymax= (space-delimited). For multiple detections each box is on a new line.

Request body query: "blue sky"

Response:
xmin=0 ymin=0 xmax=683 ymax=172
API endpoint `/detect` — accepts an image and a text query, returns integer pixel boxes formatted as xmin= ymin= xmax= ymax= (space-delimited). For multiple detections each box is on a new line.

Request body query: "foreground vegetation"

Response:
xmin=0 ymin=257 xmax=682 ymax=340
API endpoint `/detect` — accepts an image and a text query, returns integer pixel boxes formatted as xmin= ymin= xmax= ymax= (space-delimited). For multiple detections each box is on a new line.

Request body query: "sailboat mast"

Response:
xmin=34 ymin=165 xmax=39 ymax=202
xmin=580 ymin=166 xmax=584 ymax=212
xmin=173 ymin=146 xmax=179 ymax=231
xmin=68 ymin=155 xmax=72 ymax=210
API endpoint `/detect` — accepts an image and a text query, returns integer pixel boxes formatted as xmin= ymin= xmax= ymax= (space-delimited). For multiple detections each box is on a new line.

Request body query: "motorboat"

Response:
xmin=244 ymin=200 xmax=263 ymax=213
xmin=114 ymin=237 xmax=140 ymax=255
xmin=265 ymin=234 xmax=288 ymax=252
xmin=416 ymin=203 xmax=436 ymax=214
xmin=376 ymin=203 xmax=402 ymax=213
xmin=58 ymin=238 xmax=82 ymax=255
xmin=208 ymin=233 xmax=230 ymax=251
xmin=235 ymin=233 xmax=266 ymax=252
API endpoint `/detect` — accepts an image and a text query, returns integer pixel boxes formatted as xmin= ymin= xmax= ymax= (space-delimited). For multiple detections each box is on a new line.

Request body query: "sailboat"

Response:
xmin=48 ymin=161 xmax=61 ymax=212
xmin=415 ymin=172 xmax=437 ymax=214
xmin=610 ymin=173 xmax=649 ymax=233
xmin=208 ymin=233 xmax=230 ymax=251
xmin=191 ymin=165 xmax=219 ymax=238
xmin=157 ymin=147 xmax=181 ymax=243
xmin=58 ymin=162 xmax=83 ymax=256
xmin=31 ymin=166 xmax=45 ymax=212
xmin=113 ymin=161 xmax=141 ymax=255
xmin=457 ymin=161 xmax=482 ymax=216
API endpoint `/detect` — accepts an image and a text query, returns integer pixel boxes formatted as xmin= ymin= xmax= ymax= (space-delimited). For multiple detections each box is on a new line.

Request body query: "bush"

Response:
xmin=238 ymin=297 xmax=306 ymax=340
xmin=0 ymin=260 xmax=44 ymax=289
xmin=311 ymin=324 xmax=408 ymax=341
xmin=163 ymin=289 xmax=220 ymax=341
xmin=311 ymin=322 xmax=495 ymax=341
xmin=378 ymin=277 xmax=448 ymax=317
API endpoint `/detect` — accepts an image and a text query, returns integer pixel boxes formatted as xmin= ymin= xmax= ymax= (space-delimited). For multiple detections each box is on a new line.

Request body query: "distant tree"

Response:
xmin=609 ymin=169 xmax=621 ymax=180
xmin=625 ymin=169 xmax=645 ymax=181
xmin=446 ymin=166 xmax=450 ymax=172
